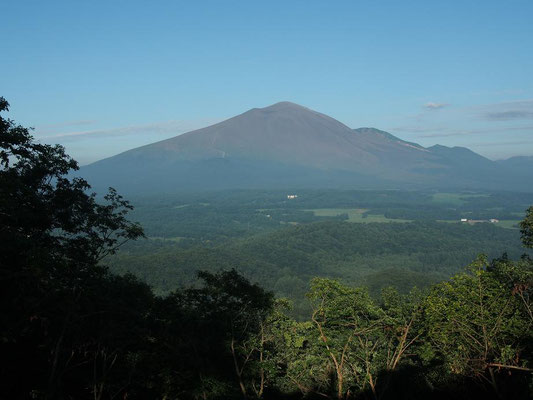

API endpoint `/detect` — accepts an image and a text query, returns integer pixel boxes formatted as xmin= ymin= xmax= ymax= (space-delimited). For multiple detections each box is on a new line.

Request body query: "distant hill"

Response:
xmin=497 ymin=155 xmax=533 ymax=170
xmin=80 ymin=102 xmax=533 ymax=193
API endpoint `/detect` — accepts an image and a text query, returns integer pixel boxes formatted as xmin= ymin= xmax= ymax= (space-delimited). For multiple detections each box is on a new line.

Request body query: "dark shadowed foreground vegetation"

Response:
xmin=2 ymin=97 xmax=533 ymax=399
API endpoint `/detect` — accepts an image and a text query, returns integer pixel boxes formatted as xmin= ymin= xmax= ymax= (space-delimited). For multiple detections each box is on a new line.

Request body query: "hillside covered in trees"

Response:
xmin=2 ymin=96 xmax=533 ymax=399
xmin=108 ymin=220 xmax=531 ymax=317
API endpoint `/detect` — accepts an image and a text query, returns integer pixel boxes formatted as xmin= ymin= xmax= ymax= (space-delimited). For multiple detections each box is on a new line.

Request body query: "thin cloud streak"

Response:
xmin=466 ymin=139 xmax=533 ymax=147
xmin=424 ymin=102 xmax=449 ymax=110
xmin=392 ymin=125 xmax=533 ymax=138
xmin=485 ymin=110 xmax=533 ymax=121
xmin=418 ymin=126 xmax=533 ymax=138
xmin=38 ymin=118 xmax=223 ymax=142
xmin=478 ymin=99 xmax=533 ymax=121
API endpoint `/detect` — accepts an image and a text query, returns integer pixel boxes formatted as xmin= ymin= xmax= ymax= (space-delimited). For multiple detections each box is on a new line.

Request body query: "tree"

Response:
xmin=424 ymin=255 xmax=532 ymax=395
xmin=186 ymin=270 xmax=274 ymax=399
xmin=0 ymin=97 xmax=146 ymax=399
xmin=307 ymin=278 xmax=382 ymax=399
xmin=304 ymin=279 xmax=423 ymax=400
xmin=520 ymin=206 xmax=533 ymax=248
xmin=152 ymin=269 xmax=274 ymax=399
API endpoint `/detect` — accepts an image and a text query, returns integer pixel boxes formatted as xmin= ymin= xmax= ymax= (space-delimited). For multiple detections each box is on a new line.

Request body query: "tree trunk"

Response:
xmin=231 ymin=337 xmax=248 ymax=399
xmin=258 ymin=323 xmax=265 ymax=398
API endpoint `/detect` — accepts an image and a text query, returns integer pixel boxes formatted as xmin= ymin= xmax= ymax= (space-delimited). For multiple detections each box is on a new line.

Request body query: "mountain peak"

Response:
xmin=262 ymin=101 xmax=308 ymax=110
xmin=251 ymin=101 xmax=319 ymax=116
xmin=80 ymin=101 xmax=532 ymax=193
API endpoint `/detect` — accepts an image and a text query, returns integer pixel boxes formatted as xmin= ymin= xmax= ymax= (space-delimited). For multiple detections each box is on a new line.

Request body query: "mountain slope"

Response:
xmin=497 ymin=155 xmax=533 ymax=170
xmin=104 ymin=102 xmax=408 ymax=171
xmin=80 ymin=102 xmax=532 ymax=193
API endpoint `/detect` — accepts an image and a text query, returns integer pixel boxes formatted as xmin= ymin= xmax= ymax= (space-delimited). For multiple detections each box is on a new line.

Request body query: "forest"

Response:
xmin=108 ymin=221 xmax=532 ymax=318
xmin=107 ymin=187 xmax=533 ymax=318
xmin=1 ymin=96 xmax=533 ymax=399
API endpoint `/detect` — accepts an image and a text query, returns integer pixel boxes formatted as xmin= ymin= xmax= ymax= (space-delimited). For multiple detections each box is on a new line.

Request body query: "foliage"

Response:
xmin=108 ymin=220 xmax=532 ymax=318
xmin=521 ymin=206 xmax=533 ymax=248
xmin=424 ymin=256 xmax=529 ymax=377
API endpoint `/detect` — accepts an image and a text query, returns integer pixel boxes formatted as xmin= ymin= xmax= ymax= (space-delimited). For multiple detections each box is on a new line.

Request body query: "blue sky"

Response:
xmin=3 ymin=0 xmax=533 ymax=164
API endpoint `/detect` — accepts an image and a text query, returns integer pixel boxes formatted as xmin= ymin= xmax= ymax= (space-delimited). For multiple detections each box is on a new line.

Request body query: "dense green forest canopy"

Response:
xmin=108 ymin=220 xmax=532 ymax=317
xmin=2 ymin=96 xmax=533 ymax=399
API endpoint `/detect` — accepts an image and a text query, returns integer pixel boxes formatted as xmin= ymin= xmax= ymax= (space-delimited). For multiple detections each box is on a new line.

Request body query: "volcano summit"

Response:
xmin=80 ymin=102 xmax=532 ymax=193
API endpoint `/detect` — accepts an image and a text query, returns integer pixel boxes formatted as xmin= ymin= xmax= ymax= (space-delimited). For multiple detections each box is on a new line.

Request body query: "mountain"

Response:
xmin=80 ymin=102 xmax=532 ymax=193
xmin=497 ymin=155 xmax=533 ymax=170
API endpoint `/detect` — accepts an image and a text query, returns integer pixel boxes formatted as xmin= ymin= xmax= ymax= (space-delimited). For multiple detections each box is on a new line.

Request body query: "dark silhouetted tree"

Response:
xmin=0 ymin=97 xmax=146 ymax=399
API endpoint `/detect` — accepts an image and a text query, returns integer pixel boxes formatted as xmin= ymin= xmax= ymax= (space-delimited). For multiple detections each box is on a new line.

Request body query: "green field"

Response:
xmin=309 ymin=208 xmax=411 ymax=223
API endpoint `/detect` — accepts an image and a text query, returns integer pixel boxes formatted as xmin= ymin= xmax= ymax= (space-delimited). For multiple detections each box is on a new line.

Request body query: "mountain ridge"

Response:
xmin=80 ymin=102 xmax=533 ymax=193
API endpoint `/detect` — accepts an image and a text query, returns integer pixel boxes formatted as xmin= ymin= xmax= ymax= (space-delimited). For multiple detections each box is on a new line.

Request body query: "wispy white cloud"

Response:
xmin=423 ymin=102 xmax=449 ymax=110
